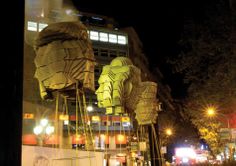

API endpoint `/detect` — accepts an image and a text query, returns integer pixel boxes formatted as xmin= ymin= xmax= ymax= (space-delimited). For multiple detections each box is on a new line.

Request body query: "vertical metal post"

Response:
xmin=148 ymin=125 xmax=155 ymax=166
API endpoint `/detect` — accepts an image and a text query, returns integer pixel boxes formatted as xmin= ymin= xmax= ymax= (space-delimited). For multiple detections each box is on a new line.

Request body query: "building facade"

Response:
xmin=23 ymin=1 xmax=175 ymax=165
xmin=23 ymin=1 xmax=132 ymax=160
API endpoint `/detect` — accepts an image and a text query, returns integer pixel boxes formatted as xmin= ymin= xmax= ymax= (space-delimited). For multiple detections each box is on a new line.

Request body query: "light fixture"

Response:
xmin=87 ymin=105 xmax=93 ymax=112
xmin=33 ymin=126 xmax=43 ymax=135
xmin=40 ymin=118 xmax=48 ymax=127
xmin=45 ymin=126 xmax=54 ymax=135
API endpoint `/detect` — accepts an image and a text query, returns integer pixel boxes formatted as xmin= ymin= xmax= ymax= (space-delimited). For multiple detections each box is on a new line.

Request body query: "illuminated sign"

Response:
xmin=130 ymin=142 xmax=138 ymax=152
xmin=24 ymin=113 xmax=34 ymax=119
xmin=122 ymin=117 xmax=130 ymax=122
xmin=59 ymin=115 xmax=69 ymax=121
xmin=92 ymin=116 xmax=100 ymax=122
xmin=175 ymin=147 xmax=196 ymax=158
xmin=139 ymin=142 xmax=147 ymax=151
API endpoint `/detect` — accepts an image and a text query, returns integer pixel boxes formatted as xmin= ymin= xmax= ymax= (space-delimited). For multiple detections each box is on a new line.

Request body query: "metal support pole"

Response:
xmin=148 ymin=125 xmax=156 ymax=166
xmin=148 ymin=125 xmax=162 ymax=166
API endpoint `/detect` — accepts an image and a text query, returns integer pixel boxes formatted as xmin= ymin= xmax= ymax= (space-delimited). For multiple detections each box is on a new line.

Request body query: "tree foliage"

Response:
xmin=168 ymin=0 xmax=236 ymax=155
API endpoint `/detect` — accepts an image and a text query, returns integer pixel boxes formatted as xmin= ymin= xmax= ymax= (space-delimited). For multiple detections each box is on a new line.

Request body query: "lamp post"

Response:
xmin=159 ymin=128 xmax=174 ymax=164
xmin=165 ymin=129 xmax=173 ymax=137
xmin=33 ymin=118 xmax=55 ymax=146
xmin=206 ymin=107 xmax=230 ymax=137
xmin=206 ymin=106 xmax=233 ymax=160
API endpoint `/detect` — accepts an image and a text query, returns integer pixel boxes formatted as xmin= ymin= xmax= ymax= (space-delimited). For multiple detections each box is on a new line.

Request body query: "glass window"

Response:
xmin=93 ymin=48 xmax=99 ymax=56
xmin=38 ymin=23 xmax=48 ymax=32
xmin=90 ymin=31 xmax=99 ymax=40
xmin=113 ymin=122 xmax=121 ymax=126
xmin=99 ymin=32 xmax=108 ymax=42
xmin=109 ymin=50 xmax=117 ymax=58
xmin=118 ymin=35 xmax=127 ymax=45
xmin=27 ymin=21 xmax=37 ymax=31
xmin=118 ymin=51 xmax=127 ymax=57
xmin=100 ymin=49 xmax=108 ymax=57
xmin=108 ymin=34 xmax=117 ymax=43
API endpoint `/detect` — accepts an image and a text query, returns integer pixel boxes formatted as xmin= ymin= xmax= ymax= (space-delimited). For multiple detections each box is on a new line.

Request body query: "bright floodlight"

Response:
xmin=33 ymin=126 xmax=43 ymax=135
xmin=45 ymin=126 xmax=54 ymax=135
xmin=87 ymin=105 xmax=93 ymax=112
xmin=40 ymin=118 xmax=48 ymax=127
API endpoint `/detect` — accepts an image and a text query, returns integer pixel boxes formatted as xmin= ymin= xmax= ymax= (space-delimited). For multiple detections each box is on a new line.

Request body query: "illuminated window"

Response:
xmin=27 ymin=21 xmax=37 ymax=31
xmin=90 ymin=31 xmax=99 ymax=40
xmin=118 ymin=35 xmax=127 ymax=45
xmin=109 ymin=34 xmax=117 ymax=43
xmin=99 ymin=32 xmax=108 ymax=42
xmin=38 ymin=23 xmax=48 ymax=32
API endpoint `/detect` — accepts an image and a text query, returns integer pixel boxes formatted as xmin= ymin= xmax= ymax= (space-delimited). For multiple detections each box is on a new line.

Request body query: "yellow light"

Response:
xmin=59 ymin=115 xmax=69 ymax=121
xmin=131 ymin=152 xmax=136 ymax=157
xmin=100 ymin=134 xmax=105 ymax=139
xmin=206 ymin=106 xmax=216 ymax=117
xmin=92 ymin=116 xmax=100 ymax=122
xmin=166 ymin=129 xmax=172 ymax=136
xmin=117 ymin=134 xmax=125 ymax=142
xmin=121 ymin=117 xmax=130 ymax=122
xmin=76 ymin=134 xmax=81 ymax=141
xmin=23 ymin=113 xmax=34 ymax=119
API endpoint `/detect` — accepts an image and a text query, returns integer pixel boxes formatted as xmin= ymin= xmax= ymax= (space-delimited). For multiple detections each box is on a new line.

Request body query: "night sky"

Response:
xmin=71 ymin=0 xmax=206 ymax=98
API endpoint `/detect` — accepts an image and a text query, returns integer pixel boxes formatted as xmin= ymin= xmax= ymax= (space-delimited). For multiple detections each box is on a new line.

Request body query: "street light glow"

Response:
xmin=40 ymin=118 xmax=48 ymax=127
xmin=45 ymin=126 xmax=54 ymax=135
xmin=87 ymin=105 xmax=93 ymax=112
xmin=33 ymin=126 xmax=43 ymax=135
xmin=166 ymin=128 xmax=173 ymax=136
xmin=206 ymin=106 xmax=216 ymax=117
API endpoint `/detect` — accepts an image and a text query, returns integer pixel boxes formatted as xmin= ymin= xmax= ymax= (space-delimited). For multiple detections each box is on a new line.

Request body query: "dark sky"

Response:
xmin=71 ymin=0 xmax=202 ymax=98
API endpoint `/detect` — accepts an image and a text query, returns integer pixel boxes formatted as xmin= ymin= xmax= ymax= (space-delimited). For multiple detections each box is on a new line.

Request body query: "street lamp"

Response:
xmin=159 ymin=127 xmax=174 ymax=164
xmin=33 ymin=118 xmax=55 ymax=146
xmin=206 ymin=106 xmax=216 ymax=117
xmin=205 ymin=106 xmax=230 ymax=128
xmin=205 ymin=106 xmax=232 ymax=160
xmin=87 ymin=105 xmax=93 ymax=112
xmin=165 ymin=128 xmax=173 ymax=136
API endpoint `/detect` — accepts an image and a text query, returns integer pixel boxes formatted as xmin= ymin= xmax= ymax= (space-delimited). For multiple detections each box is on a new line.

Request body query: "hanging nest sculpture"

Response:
xmin=34 ymin=21 xmax=95 ymax=100
xmin=96 ymin=57 xmax=160 ymax=125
